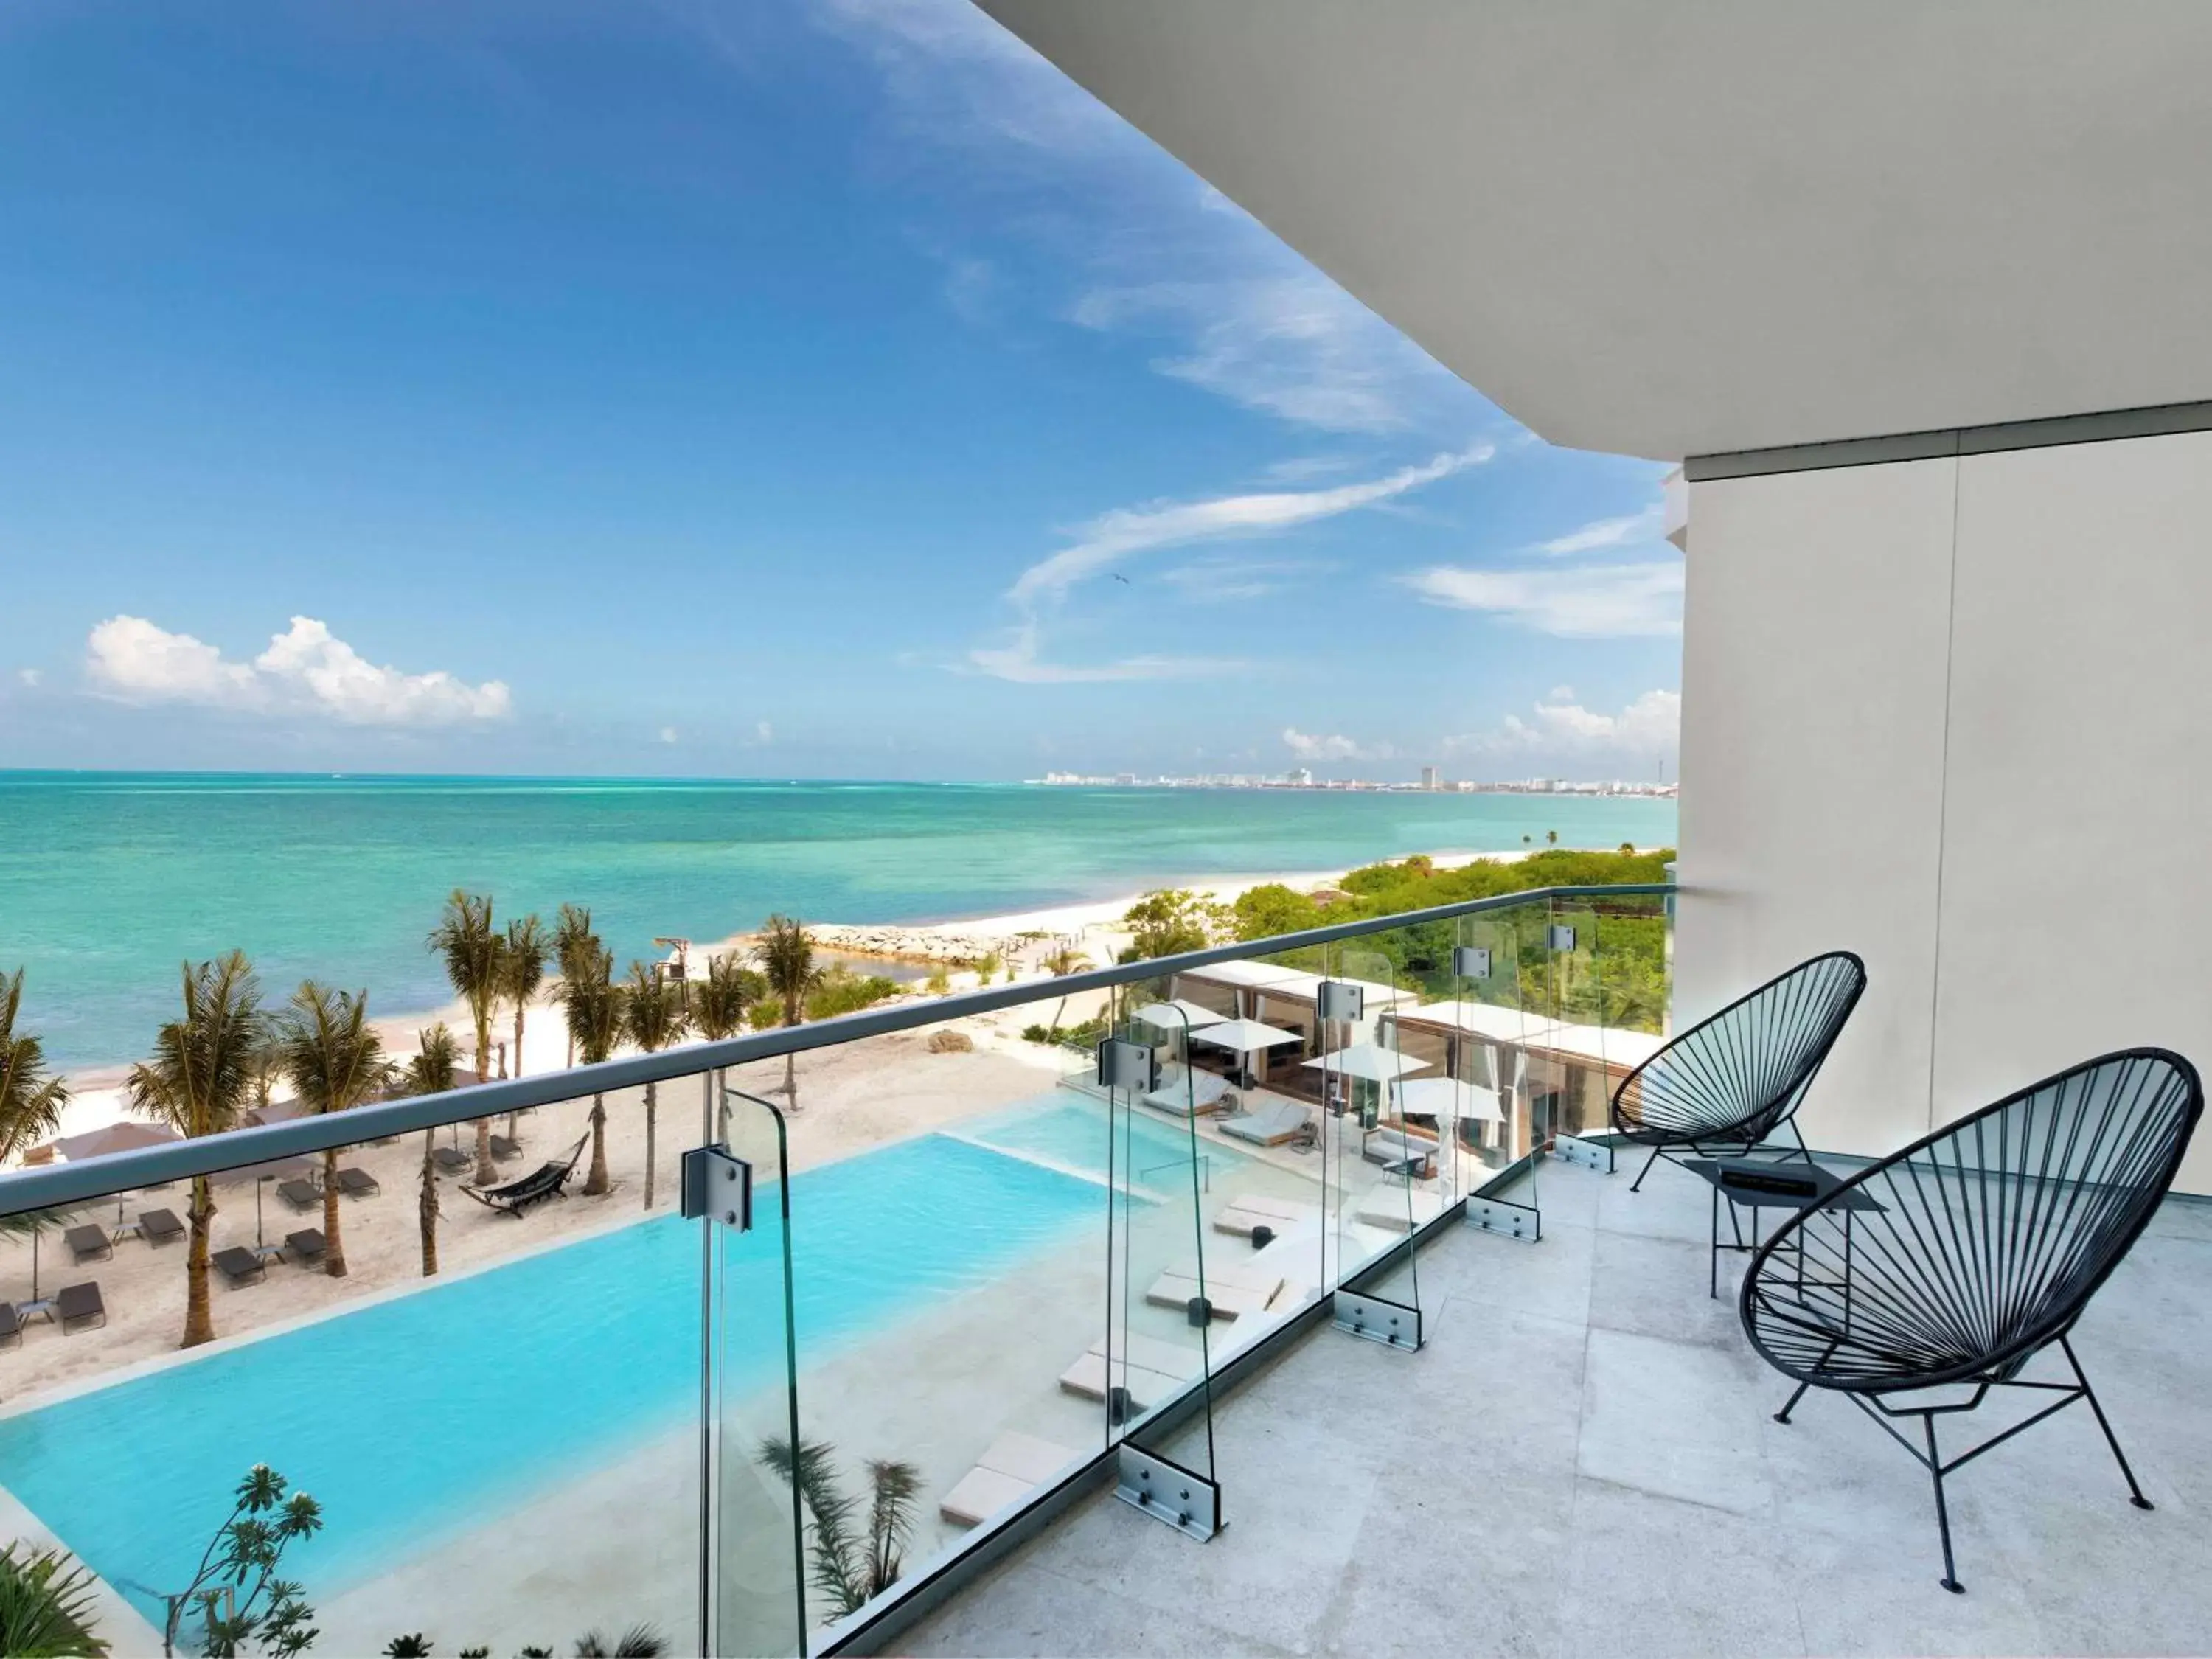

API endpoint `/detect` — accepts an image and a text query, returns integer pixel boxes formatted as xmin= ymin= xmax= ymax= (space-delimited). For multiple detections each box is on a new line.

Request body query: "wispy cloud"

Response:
xmin=1445 ymin=689 xmax=1680 ymax=770
xmin=86 ymin=616 xmax=512 ymax=725
xmin=1402 ymin=560 xmax=1683 ymax=638
xmin=1282 ymin=726 xmax=1391 ymax=763
xmin=966 ymin=622 xmax=1235 ymax=684
xmin=1537 ymin=504 xmax=1664 ymax=557
xmin=1157 ymin=556 xmax=1324 ymax=602
xmin=1010 ymin=446 xmax=1487 ymax=611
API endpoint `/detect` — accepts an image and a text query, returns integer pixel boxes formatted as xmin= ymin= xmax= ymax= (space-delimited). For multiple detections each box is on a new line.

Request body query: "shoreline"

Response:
xmin=49 ymin=843 xmax=1650 ymax=1124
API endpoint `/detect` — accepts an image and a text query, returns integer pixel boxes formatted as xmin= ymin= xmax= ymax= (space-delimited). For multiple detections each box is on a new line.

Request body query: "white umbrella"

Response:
xmin=1132 ymin=1000 xmax=1229 ymax=1032
xmin=1301 ymin=1042 xmax=1433 ymax=1084
xmin=1397 ymin=1076 xmax=1504 ymax=1124
xmin=1192 ymin=1018 xmax=1300 ymax=1054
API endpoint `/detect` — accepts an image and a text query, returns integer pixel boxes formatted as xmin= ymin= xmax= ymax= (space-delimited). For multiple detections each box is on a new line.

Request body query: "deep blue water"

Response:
xmin=0 ymin=771 xmax=1674 ymax=1070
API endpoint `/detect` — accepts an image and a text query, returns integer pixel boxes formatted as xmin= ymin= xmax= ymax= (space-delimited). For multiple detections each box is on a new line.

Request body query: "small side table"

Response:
xmin=15 ymin=1298 xmax=56 ymax=1326
xmin=1682 ymin=1157 xmax=1885 ymax=1300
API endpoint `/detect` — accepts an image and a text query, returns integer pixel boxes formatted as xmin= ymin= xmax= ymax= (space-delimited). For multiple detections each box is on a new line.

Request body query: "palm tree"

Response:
xmin=0 ymin=970 xmax=69 ymax=1165
xmin=127 ymin=952 xmax=266 ymax=1349
xmin=553 ymin=903 xmax=598 ymax=1070
xmin=624 ymin=962 xmax=689 ymax=1210
xmin=757 ymin=1436 xmax=922 ymax=1618
xmin=274 ymin=983 xmax=389 ymax=1281
xmin=403 ymin=1025 xmax=459 ymax=1277
xmin=557 ymin=947 xmax=623 ymax=1196
xmin=501 ymin=914 xmax=552 ymax=1082
xmin=428 ymin=890 xmax=501 ymax=1184
xmin=1041 ymin=944 xmax=1093 ymax=1039
xmin=754 ymin=916 xmax=819 ymax=1113
xmin=691 ymin=954 xmax=757 ymax=1141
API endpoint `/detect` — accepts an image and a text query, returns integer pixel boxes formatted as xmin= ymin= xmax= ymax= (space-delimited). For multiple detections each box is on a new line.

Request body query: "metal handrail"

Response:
xmin=0 ymin=881 xmax=1672 ymax=1212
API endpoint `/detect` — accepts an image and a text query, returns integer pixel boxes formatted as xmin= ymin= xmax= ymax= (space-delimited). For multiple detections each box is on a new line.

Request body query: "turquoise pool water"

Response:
xmin=0 ymin=1130 xmax=1104 ymax=1624
xmin=958 ymin=1096 xmax=1251 ymax=1189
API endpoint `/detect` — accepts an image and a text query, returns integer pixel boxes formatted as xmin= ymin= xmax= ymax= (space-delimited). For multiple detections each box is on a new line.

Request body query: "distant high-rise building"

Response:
xmin=1419 ymin=765 xmax=1439 ymax=790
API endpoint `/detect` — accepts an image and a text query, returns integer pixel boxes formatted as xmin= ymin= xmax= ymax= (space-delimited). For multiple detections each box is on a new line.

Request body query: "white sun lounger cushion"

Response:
xmin=1213 ymin=1194 xmax=1323 ymax=1236
xmin=1057 ymin=1351 xmax=1180 ymax=1408
xmin=1143 ymin=1070 xmax=1229 ymax=1114
xmin=1146 ymin=1269 xmax=1279 ymax=1318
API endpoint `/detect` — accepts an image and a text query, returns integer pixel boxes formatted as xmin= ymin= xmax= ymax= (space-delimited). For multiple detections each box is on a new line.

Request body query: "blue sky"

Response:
xmin=0 ymin=0 xmax=1683 ymax=782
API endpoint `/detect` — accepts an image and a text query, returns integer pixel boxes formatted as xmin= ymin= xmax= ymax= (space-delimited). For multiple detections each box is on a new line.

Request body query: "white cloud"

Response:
xmin=967 ymin=623 xmax=1234 ymax=685
xmin=1155 ymin=556 xmax=1321 ymax=602
xmin=754 ymin=720 xmax=773 ymax=745
xmin=1538 ymin=504 xmax=1664 ymax=556
xmin=1011 ymin=447 xmax=1486 ymax=611
xmin=16 ymin=669 xmax=40 ymax=687
xmin=658 ymin=726 xmax=679 ymax=745
xmin=1071 ymin=276 xmax=1461 ymax=434
xmin=1281 ymin=726 xmax=1389 ymax=762
xmin=1446 ymin=689 xmax=1680 ymax=771
xmin=1402 ymin=560 xmax=1684 ymax=637
xmin=86 ymin=615 xmax=511 ymax=726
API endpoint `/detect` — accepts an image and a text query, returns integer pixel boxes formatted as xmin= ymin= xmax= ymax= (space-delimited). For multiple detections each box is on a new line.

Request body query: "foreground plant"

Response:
xmin=0 ymin=1542 xmax=108 ymax=1657
xmin=757 ymin=1435 xmax=920 ymax=1618
xmin=160 ymin=1465 xmax=322 ymax=1658
xmin=0 ymin=968 xmax=70 ymax=1164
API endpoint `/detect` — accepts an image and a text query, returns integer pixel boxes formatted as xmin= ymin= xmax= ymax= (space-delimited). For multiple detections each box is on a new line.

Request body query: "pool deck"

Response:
xmin=900 ymin=1154 xmax=2212 ymax=1658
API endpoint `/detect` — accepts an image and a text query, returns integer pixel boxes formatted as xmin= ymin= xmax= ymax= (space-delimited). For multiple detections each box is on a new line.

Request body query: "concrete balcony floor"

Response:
xmin=902 ymin=1154 xmax=2212 ymax=1658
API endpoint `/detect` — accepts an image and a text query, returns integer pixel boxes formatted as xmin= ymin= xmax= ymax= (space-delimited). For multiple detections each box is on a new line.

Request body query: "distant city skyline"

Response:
xmin=0 ymin=0 xmax=1683 ymax=784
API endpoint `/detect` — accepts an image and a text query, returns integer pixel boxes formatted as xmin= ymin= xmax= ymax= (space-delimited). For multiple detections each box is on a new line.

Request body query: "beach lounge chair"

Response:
xmin=462 ymin=1136 xmax=588 ymax=1217
xmin=1141 ymin=1068 xmax=1231 ymax=1117
xmin=285 ymin=1229 xmax=327 ymax=1265
xmin=489 ymin=1135 xmax=522 ymax=1161
xmin=276 ymin=1178 xmax=321 ymax=1212
xmin=0 ymin=1301 xmax=19 ymax=1347
xmin=1057 ymin=1333 xmax=1204 ymax=1411
xmin=1144 ymin=1260 xmax=1283 ymax=1321
xmin=940 ymin=1430 xmax=1082 ymax=1528
xmin=333 ymin=1167 xmax=379 ymax=1198
xmin=63 ymin=1224 xmax=113 ymax=1264
xmin=56 ymin=1283 xmax=104 ymax=1332
xmin=431 ymin=1147 xmax=473 ymax=1175
xmin=213 ymin=1247 xmax=266 ymax=1287
xmin=1212 ymin=1193 xmax=1324 ymax=1238
xmin=1218 ymin=1101 xmax=1313 ymax=1147
xmin=139 ymin=1208 xmax=185 ymax=1245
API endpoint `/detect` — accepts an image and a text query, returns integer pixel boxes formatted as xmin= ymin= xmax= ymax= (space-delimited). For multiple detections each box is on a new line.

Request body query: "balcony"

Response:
xmin=0 ymin=883 xmax=2202 ymax=1658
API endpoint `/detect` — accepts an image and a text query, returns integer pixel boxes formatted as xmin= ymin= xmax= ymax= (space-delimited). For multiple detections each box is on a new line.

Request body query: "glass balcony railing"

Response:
xmin=0 ymin=881 xmax=1668 ymax=1657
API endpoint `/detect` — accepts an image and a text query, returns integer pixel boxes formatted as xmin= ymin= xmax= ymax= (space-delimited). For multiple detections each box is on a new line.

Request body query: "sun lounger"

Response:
xmin=213 ymin=1246 xmax=266 ymax=1287
xmin=1217 ymin=1101 xmax=1314 ymax=1147
xmin=139 ymin=1208 xmax=185 ymax=1245
xmin=0 ymin=1301 xmax=19 ymax=1347
xmin=63 ymin=1224 xmax=113 ymax=1264
xmin=276 ymin=1179 xmax=321 ymax=1212
xmin=939 ymin=1430 xmax=1082 ymax=1527
xmin=1144 ymin=1265 xmax=1281 ymax=1320
xmin=1354 ymin=1188 xmax=1448 ymax=1233
xmin=285 ymin=1229 xmax=327 ymax=1264
xmin=431 ymin=1147 xmax=473 ymax=1175
xmin=1057 ymin=1333 xmax=1205 ymax=1410
xmin=1212 ymin=1194 xmax=1324 ymax=1237
xmin=462 ymin=1136 xmax=588 ymax=1217
xmin=489 ymin=1135 xmax=523 ymax=1161
xmin=1142 ymin=1068 xmax=1231 ymax=1117
xmin=56 ymin=1283 xmax=104 ymax=1332
xmin=333 ymin=1167 xmax=378 ymax=1197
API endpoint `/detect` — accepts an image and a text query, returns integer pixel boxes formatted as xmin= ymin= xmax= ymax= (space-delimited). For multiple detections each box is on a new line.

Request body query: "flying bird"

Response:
xmin=1111 ymin=573 xmax=1131 ymax=585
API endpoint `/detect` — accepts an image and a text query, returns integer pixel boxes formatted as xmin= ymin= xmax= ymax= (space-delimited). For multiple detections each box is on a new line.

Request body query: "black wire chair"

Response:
xmin=1609 ymin=951 xmax=1866 ymax=1191
xmin=1740 ymin=1047 xmax=2202 ymax=1593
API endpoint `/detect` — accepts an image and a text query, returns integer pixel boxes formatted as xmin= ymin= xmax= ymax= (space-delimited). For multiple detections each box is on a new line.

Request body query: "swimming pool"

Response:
xmin=955 ymin=1095 xmax=1252 ymax=1192
xmin=0 ymin=1127 xmax=1105 ymax=1624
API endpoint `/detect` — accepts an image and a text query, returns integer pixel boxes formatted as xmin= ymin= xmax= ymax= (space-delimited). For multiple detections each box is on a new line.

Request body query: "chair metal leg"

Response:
xmin=1773 ymin=1377 xmax=1813 ymax=1425
xmin=1629 ymin=1143 xmax=1663 ymax=1193
xmin=1924 ymin=1413 xmax=1964 ymax=1593
xmin=2062 ymin=1334 xmax=2154 ymax=1511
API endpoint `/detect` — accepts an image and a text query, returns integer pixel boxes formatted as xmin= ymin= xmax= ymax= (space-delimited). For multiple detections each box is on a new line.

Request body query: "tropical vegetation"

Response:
xmin=623 ymin=961 xmax=687 ymax=1210
xmin=757 ymin=1435 xmax=921 ymax=1619
xmin=552 ymin=903 xmax=598 ymax=1070
xmin=0 ymin=968 xmax=69 ymax=1166
xmin=426 ymin=891 xmax=502 ymax=1183
xmin=158 ymin=1464 xmax=321 ymax=1659
xmin=274 ymin=983 xmax=390 ymax=1280
xmin=753 ymin=916 xmax=818 ymax=1113
xmin=127 ymin=952 xmax=268 ymax=1349
xmin=403 ymin=1024 xmax=459 ymax=1276
xmin=501 ymin=914 xmax=552 ymax=1085
xmin=0 ymin=1543 xmax=108 ymax=1658
xmin=557 ymin=946 xmax=624 ymax=1196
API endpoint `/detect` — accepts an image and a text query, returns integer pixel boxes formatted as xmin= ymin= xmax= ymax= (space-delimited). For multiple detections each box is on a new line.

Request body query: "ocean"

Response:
xmin=0 ymin=771 xmax=1675 ymax=1073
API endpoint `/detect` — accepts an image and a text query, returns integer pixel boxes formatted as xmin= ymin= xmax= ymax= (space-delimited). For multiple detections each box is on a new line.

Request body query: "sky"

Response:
xmin=0 ymin=0 xmax=1683 ymax=784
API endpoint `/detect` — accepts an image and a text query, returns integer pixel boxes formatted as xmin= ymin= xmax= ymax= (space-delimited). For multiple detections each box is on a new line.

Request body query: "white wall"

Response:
xmin=1676 ymin=428 xmax=2212 ymax=1193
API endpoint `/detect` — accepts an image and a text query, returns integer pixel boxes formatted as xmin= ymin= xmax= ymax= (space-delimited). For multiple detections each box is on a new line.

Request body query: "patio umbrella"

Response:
xmin=1396 ymin=1077 xmax=1504 ymax=1124
xmin=1192 ymin=1018 xmax=1301 ymax=1088
xmin=52 ymin=1121 xmax=181 ymax=1162
xmin=1301 ymin=1042 xmax=1433 ymax=1084
xmin=1132 ymin=1000 xmax=1229 ymax=1032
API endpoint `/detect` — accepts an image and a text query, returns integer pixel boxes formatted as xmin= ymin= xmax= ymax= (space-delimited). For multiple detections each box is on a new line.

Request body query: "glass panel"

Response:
xmin=1102 ymin=984 xmax=1214 ymax=1487
xmin=714 ymin=1088 xmax=804 ymax=1658
xmin=0 ymin=1074 xmax=708 ymax=1657
xmin=1325 ymin=941 xmax=1433 ymax=1289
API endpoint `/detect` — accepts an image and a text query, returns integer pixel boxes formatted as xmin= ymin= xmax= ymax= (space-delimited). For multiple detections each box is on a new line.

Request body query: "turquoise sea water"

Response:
xmin=0 ymin=1129 xmax=1106 ymax=1621
xmin=0 ymin=771 xmax=1674 ymax=1071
